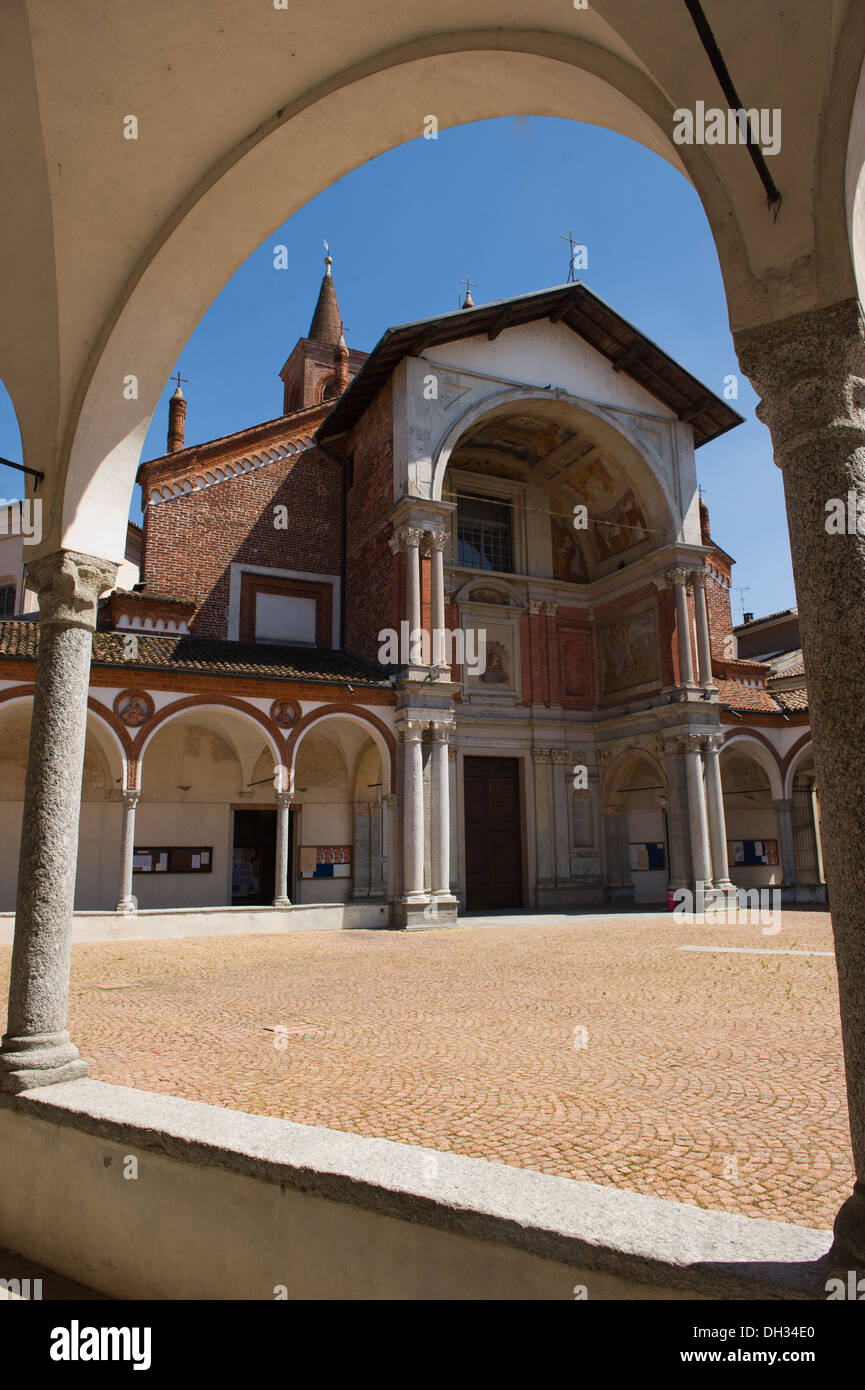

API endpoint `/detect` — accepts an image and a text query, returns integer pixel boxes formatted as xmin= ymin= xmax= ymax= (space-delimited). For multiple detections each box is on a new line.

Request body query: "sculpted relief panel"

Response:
xmin=596 ymin=598 xmax=661 ymax=696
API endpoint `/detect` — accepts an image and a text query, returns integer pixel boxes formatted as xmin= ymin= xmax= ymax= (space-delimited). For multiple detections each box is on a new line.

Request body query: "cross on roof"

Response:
xmin=172 ymin=371 xmax=188 ymax=390
xmin=561 ymin=230 xmax=581 ymax=282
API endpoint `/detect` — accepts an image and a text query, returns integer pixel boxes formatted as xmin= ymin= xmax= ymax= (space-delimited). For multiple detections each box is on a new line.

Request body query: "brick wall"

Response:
xmin=705 ymin=552 xmax=734 ymax=660
xmin=141 ymin=446 xmax=343 ymax=639
xmin=344 ymin=382 xmax=396 ymax=662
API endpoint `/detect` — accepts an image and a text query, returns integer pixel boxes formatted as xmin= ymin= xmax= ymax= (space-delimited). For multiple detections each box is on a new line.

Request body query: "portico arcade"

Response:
xmin=3 ymin=3 xmax=865 ymax=1269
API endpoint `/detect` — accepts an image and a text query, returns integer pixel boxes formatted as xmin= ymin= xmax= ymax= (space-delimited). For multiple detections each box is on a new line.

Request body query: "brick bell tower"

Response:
xmin=278 ymin=251 xmax=365 ymax=414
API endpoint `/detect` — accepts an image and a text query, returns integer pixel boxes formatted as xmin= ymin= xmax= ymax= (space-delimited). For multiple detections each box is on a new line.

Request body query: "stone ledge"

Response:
xmin=6 ymin=1080 xmax=832 ymax=1300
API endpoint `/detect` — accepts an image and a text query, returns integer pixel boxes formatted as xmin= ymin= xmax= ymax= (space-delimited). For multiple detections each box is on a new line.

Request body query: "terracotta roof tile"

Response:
xmin=0 ymin=621 xmax=391 ymax=689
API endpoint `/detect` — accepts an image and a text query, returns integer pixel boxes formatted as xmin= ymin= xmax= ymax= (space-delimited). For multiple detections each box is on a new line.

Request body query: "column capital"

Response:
xmin=542 ymin=601 xmax=558 ymax=617
xmin=531 ymin=746 xmax=552 ymax=762
xmin=275 ymin=789 xmax=293 ymax=809
xmin=395 ymin=715 xmax=426 ymax=742
xmin=428 ymin=719 xmax=454 ymax=741
xmin=352 ymin=801 xmax=372 ymax=815
xmin=121 ymin=787 xmax=141 ymax=807
xmin=528 ymin=599 xmax=544 ymax=614
xmin=733 ymin=298 xmax=865 ymax=462
xmin=682 ymin=733 xmax=707 ymax=753
xmin=389 ymin=525 xmax=425 ymax=554
xmin=549 ymin=748 xmax=570 ymax=764
xmin=704 ymin=732 xmax=725 ymax=754
xmin=27 ymin=549 xmax=118 ymax=631
xmin=423 ymin=530 xmax=449 ymax=554
xmin=690 ymin=568 xmax=708 ymax=590
xmin=773 ymin=797 xmax=794 ymax=812
xmin=667 ymin=564 xmax=692 ymax=589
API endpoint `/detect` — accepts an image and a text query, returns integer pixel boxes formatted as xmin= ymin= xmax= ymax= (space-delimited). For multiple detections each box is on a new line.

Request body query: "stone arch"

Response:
xmin=433 ymin=388 xmax=681 ymax=566
xmin=47 ymin=31 xmax=772 ymax=563
xmin=601 ymin=745 xmax=668 ymax=810
xmin=784 ymin=737 xmax=816 ymax=799
xmin=287 ymin=706 xmax=396 ymax=795
xmin=134 ymin=695 xmax=285 ymax=771
xmin=720 ymin=730 xmax=784 ymax=800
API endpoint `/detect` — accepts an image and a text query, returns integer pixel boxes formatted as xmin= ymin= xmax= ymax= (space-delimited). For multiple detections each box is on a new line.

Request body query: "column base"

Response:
xmin=829 ymin=1183 xmax=865 ymax=1271
xmin=0 ymin=1030 xmax=89 ymax=1093
xmin=115 ymin=895 xmax=138 ymax=915
xmin=272 ymin=897 xmax=292 ymax=908
xmin=394 ymin=897 xmax=459 ymax=929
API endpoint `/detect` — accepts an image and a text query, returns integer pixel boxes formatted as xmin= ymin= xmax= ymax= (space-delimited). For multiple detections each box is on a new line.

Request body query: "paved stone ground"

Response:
xmin=0 ymin=908 xmax=851 ymax=1230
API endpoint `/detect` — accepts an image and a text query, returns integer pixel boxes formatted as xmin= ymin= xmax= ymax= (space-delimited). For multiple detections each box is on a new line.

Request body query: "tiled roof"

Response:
xmin=772 ymin=686 xmax=808 ymax=712
xmin=766 ymin=648 xmax=805 ymax=678
xmin=732 ymin=607 xmax=797 ymax=632
xmin=716 ymin=677 xmax=780 ymax=712
xmin=0 ymin=621 xmax=391 ymax=689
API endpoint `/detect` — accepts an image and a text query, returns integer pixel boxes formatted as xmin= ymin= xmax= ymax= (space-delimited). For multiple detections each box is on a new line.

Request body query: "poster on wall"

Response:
xmin=628 ymin=842 xmax=666 ymax=871
xmin=728 ymin=839 xmax=779 ymax=866
xmin=300 ymin=847 xmax=352 ymax=879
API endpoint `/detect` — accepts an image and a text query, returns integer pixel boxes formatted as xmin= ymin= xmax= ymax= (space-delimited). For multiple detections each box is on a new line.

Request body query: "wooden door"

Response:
xmin=463 ymin=757 xmax=523 ymax=911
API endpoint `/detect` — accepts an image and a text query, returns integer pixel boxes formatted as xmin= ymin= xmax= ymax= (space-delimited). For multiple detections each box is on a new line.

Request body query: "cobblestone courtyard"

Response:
xmin=1 ymin=908 xmax=849 ymax=1230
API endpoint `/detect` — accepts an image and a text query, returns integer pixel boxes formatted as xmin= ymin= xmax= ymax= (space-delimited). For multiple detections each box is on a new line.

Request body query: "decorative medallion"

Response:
xmin=114 ymin=688 xmax=154 ymax=727
xmin=270 ymin=698 xmax=299 ymax=729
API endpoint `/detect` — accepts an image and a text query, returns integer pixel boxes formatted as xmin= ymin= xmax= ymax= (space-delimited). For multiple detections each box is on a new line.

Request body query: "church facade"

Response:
xmin=0 ymin=262 xmax=824 ymax=925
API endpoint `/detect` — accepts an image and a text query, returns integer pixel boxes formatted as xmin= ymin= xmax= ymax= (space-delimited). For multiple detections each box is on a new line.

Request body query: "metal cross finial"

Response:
xmin=561 ymin=230 xmax=580 ymax=282
xmin=172 ymin=371 xmax=188 ymax=390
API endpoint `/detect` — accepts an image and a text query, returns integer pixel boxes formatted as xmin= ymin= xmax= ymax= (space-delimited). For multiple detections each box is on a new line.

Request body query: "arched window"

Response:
xmin=320 ymin=377 xmax=338 ymax=402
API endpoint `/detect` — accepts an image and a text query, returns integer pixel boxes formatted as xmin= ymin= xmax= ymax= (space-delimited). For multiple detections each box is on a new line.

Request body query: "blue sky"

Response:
xmin=0 ymin=116 xmax=794 ymax=621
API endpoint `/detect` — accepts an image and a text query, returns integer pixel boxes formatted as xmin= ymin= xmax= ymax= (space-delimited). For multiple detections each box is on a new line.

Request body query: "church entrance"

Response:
xmin=231 ymin=808 xmax=277 ymax=906
xmin=463 ymin=756 xmax=523 ymax=911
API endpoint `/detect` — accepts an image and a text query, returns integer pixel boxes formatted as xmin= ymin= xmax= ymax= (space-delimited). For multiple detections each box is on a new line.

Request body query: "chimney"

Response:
xmin=743 ymin=611 xmax=754 ymax=624
xmin=167 ymin=383 xmax=187 ymax=453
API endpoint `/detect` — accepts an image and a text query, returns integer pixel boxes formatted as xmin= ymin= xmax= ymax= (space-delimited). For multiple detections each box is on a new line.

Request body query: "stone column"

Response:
xmin=383 ymin=794 xmax=397 ymax=902
xmin=691 ymin=571 xmax=715 ymax=687
xmin=368 ymin=803 xmax=384 ymax=898
xmin=273 ymin=789 xmax=292 ymax=906
xmin=1 ymin=549 xmax=117 ymax=1093
xmin=398 ymin=717 xmax=426 ymax=905
xmin=550 ymin=750 xmax=572 ymax=886
xmin=428 ymin=531 xmax=447 ymax=670
xmin=704 ymin=734 xmax=735 ymax=892
xmin=670 ymin=566 xmax=696 ymax=688
xmin=735 ymin=299 xmax=865 ymax=1262
xmin=662 ymin=737 xmax=693 ymax=891
xmin=773 ymin=798 xmax=798 ymax=894
xmin=683 ymin=734 xmax=713 ymax=891
xmin=602 ymin=805 xmax=629 ymax=893
xmin=532 ymin=748 xmax=555 ymax=889
xmin=429 ymin=719 xmax=455 ymax=901
xmin=115 ymin=787 xmax=141 ymax=913
xmin=404 ymin=527 xmax=424 ymax=659
xmin=350 ymin=803 xmax=371 ymax=899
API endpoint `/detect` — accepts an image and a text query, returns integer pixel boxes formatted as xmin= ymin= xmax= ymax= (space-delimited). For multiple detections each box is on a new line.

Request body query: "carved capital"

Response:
xmin=733 ymin=298 xmax=865 ymax=463
xmin=667 ymin=565 xmax=691 ymax=589
xmin=531 ymin=747 xmax=551 ymax=763
xmin=28 ymin=550 xmax=118 ymax=631
xmin=425 ymin=531 xmax=448 ymax=553
xmin=528 ymin=599 xmax=544 ymax=615
xmin=352 ymin=801 xmax=372 ymax=816
xmin=690 ymin=569 xmax=707 ymax=590
xmin=428 ymin=719 xmax=454 ymax=742
xmin=542 ymin=601 xmax=558 ymax=617
xmin=682 ymin=733 xmax=706 ymax=753
xmin=395 ymin=716 xmax=426 ymax=742
xmin=549 ymin=749 xmax=570 ymax=764
xmin=121 ymin=788 xmax=141 ymax=809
